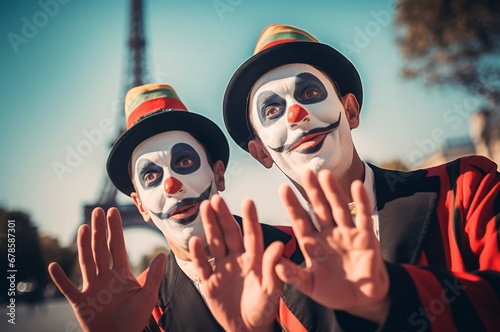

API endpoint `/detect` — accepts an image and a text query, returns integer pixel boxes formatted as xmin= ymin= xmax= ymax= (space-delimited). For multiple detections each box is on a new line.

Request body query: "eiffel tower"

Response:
xmin=81 ymin=0 xmax=160 ymax=235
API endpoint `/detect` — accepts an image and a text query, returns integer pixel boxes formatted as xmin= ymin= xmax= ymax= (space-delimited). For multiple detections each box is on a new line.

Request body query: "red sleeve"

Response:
xmin=381 ymin=156 xmax=500 ymax=332
xmin=137 ymin=269 xmax=166 ymax=332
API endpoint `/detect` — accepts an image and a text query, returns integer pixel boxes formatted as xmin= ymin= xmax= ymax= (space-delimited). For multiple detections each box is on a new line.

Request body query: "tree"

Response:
xmin=395 ymin=0 xmax=500 ymax=107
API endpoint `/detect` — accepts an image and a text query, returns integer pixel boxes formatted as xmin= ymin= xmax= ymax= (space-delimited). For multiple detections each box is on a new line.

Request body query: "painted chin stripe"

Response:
xmin=268 ymin=112 xmax=341 ymax=153
xmin=150 ymin=182 xmax=212 ymax=221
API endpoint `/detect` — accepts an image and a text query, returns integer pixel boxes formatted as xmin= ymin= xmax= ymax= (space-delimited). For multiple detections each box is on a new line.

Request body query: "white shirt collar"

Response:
xmin=362 ymin=161 xmax=377 ymax=213
xmin=306 ymin=161 xmax=380 ymax=239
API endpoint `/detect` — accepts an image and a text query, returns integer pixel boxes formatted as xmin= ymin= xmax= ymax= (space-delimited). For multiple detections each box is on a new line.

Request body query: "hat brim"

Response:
xmin=107 ymin=111 xmax=229 ymax=196
xmin=223 ymin=41 xmax=363 ymax=151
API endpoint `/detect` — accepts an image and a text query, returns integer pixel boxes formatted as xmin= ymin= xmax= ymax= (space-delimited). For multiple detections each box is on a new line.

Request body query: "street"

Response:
xmin=2 ymin=299 xmax=82 ymax=332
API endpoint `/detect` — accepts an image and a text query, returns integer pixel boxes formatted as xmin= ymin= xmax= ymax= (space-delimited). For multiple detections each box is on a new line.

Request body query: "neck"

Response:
xmin=295 ymin=150 xmax=365 ymax=203
xmin=166 ymin=238 xmax=212 ymax=261
xmin=338 ymin=150 xmax=364 ymax=202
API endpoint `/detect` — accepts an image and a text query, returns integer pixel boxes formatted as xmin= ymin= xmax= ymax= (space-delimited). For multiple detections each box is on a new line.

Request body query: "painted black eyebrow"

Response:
xmin=136 ymin=159 xmax=159 ymax=176
xmin=294 ymin=72 xmax=328 ymax=102
xmin=256 ymin=90 xmax=286 ymax=124
xmin=170 ymin=142 xmax=201 ymax=175
xmin=171 ymin=142 xmax=197 ymax=159
xmin=136 ymin=158 xmax=163 ymax=189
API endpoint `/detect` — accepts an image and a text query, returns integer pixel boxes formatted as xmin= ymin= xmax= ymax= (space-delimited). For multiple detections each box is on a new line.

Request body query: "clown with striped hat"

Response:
xmin=108 ymin=83 xmax=228 ymax=197
xmin=106 ymin=82 xmax=230 ymax=252
xmin=224 ymin=24 xmax=366 ymax=195
xmin=216 ymin=23 xmax=500 ymax=332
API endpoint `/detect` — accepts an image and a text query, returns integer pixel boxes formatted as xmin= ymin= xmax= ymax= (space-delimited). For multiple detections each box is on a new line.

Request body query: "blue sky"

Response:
xmin=0 ymin=0 xmax=482 ymax=258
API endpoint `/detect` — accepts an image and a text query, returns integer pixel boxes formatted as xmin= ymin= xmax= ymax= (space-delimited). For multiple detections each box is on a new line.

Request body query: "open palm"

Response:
xmin=48 ymin=207 xmax=166 ymax=332
xmin=189 ymin=196 xmax=283 ymax=332
xmin=275 ymin=170 xmax=389 ymax=323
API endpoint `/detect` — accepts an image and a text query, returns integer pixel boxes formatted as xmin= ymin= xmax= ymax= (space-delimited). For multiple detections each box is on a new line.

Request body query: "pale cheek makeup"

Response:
xmin=250 ymin=64 xmax=355 ymax=183
xmin=131 ymin=131 xmax=218 ymax=249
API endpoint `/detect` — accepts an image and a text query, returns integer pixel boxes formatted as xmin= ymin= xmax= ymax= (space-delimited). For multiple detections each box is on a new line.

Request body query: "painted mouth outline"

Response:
xmin=150 ymin=182 xmax=212 ymax=225
xmin=268 ymin=112 xmax=341 ymax=154
xmin=169 ymin=203 xmax=199 ymax=218
xmin=289 ymin=131 xmax=330 ymax=152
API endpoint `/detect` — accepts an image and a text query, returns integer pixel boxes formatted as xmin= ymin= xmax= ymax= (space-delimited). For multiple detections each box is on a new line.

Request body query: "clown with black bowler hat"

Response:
xmin=48 ymin=82 xmax=306 ymax=332
xmin=193 ymin=23 xmax=500 ymax=331
xmin=107 ymin=83 xmax=229 ymax=253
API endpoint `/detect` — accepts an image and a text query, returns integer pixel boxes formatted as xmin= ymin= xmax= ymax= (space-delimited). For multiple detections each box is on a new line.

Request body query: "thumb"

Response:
xmin=262 ymin=241 xmax=284 ymax=291
xmin=275 ymin=258 xmax=312 ymax=295
xmin=142 ymin=253 xmax=167 ymax=298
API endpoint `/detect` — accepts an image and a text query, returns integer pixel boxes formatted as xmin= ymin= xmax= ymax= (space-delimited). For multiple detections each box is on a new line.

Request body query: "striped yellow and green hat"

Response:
xmin=223 ymin=24 xmax=363 ymax=151
xmin=107 ymin=83 xmax=229 ymax=196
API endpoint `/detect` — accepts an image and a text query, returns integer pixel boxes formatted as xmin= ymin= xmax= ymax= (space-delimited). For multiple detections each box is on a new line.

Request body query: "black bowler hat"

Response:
xmin=107 ymin=83 xmax=229 ymax=196
xmin=223 ymin=24 xmax=363 ymax=151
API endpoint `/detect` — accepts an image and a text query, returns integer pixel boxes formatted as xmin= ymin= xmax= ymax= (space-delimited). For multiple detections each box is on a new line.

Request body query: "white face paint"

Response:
xmin=131 ymin=131 xmax=217 ymax=249
xmin=249 ymin=63 xmax=354 ymax=184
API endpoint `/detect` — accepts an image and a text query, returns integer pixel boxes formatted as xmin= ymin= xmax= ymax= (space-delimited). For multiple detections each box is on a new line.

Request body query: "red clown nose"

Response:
xmin=288 ymin=104 xmax=309 ymax=123
xmin=164 ymin=177 xmax=183 ymax=195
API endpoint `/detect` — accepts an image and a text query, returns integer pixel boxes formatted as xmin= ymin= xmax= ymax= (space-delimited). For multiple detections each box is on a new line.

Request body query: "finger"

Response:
xmin=351 ymin=180 xmax=373 ymax=231
xmin=77 ymin=224 xmax=95 ymax=287
xmin=318 ymin=170 xmax=354 ymax=228
xmin=189 ymin=237 xmax=213 ymax=282
xmin=301 ymin=169 xmax=335 ymax=229
xmin=242 ymin=199 xmax=264 ymax=276
xmin=91 ymin=208 xmax=111 ymax=274
xmin=107 ymin=207 xmax=131 ymax=270
xmin=262 ymin=241 xmax=284 ymax=292
xmin=141 ymin=253 xmax=167 ymax=302
xmin=48 ymin=262 xmax=80 ymax=302
xmin=279 ymin=184 xmax=316 ymax=238
xmin=200 ymin=199 xmax=226 ymax=259
xmin=211 ymin=195 xmax=244 ymax=253
xmin=274 ymin=258 xmax=312 ymax=296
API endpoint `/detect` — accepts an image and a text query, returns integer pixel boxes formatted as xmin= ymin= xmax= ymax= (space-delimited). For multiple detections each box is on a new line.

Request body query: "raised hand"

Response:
xmin=275 ymin=169 xmax=390 ymax=324
xmin=189 ymin=195 xmax=283 ymax=332
xmin=48 ymin=207 xmax=167 ymax=332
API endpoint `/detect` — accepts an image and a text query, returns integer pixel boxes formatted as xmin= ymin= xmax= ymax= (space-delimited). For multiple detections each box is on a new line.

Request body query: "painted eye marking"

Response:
xmin=176 ymin=158 xmax=194 ymax=169
xmin=294 ymin=72 xmax=328 ymax=105
xmin=265 ymin=104 xmax=283 ymax=118
xmin=170 ymin=143 xmax=201 ymax=175
xmin=301 ymin=89 xmax=320 ymax=100
xmin=137 ymin=159 xmax=163 ymax=189
xmin=144 ymin=172 xmax=161 ymax=184
xmin=256 ymin=90 xmax=286 ymax=127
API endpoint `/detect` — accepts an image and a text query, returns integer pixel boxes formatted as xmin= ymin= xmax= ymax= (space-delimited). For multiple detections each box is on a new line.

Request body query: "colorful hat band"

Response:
xmin=254 ymin=25 xmax=318 ymax=53
xmin=125 ymin=86 xmax=187 ymax=129
xmin=107 ymin=82 xmax=230 ymax=196
xmin=126 ymin=97 xmax=187 ymax=129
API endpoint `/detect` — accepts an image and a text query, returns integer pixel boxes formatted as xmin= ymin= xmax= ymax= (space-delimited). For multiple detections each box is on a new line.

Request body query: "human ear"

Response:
xmin=341 ymin=93 xmax=361 ymax=129
xmin=212 ymin=160 xmax=226 ymax=191
xmin=131 ymin=192 xmax=152 ymax=222
xmin=248 ymin=139 xmax=274 ymax=168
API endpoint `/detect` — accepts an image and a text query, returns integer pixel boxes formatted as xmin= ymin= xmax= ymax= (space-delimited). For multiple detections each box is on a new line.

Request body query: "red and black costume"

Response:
xmin=143 ymin=156 xmax=499 ymax=331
